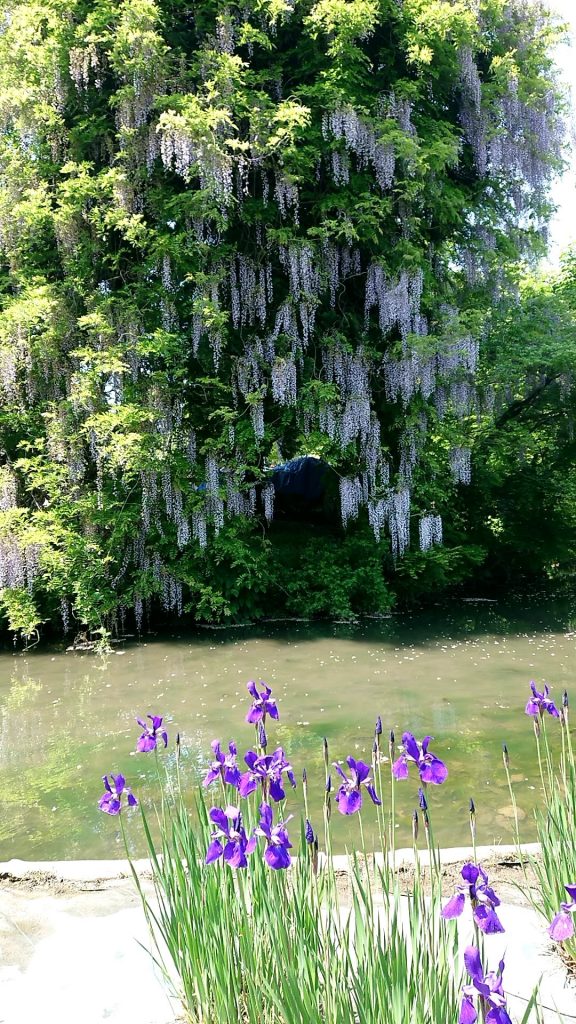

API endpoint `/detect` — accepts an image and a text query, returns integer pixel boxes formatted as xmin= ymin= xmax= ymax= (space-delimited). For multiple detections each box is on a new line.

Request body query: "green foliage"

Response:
xmin=454 ymin=263 xmax=576 ymax=588
xmin=394 ymin=543 xmax=487 ymax=603
xmin=0 ymin=0 xmax=567 ymax=637
xmin=0 ymin=586 xmax=42 ymax=644
xmin=273 ymin=525 xmax=394 ymax=620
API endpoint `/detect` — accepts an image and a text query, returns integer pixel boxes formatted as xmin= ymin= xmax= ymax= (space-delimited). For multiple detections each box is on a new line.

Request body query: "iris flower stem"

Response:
xmin=535 ymin=730 xmax=547 ymax=801
xmin=390 ymin=770 xmax=396 ymax=871
xmin=376 ymin=753 xmax=385 ymax=852
xmin=541 ymin=717 xmax=555 ymax=793
xmin=374 ymin=754 xmax=389 ymax=893
xmin=424 ymin=799 xmax=441 ymax=887
xmin=152 ymin=747 xmax=166 ymax=810
xmin=373 ymin=751 xmax=385 ymax=860
xmin=566 ymin=709 xmax=574 ymax=766
xmin=471 ymin=817 xmax=477 ymax=866
xmin=503 ymin=760 xmax=527 ymax=885
xmin=358 ymin=810 xmax=366 ymax=859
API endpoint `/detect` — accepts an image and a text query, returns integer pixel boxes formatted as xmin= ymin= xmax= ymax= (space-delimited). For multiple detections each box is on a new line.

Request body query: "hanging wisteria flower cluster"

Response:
xmin=322 ymin=106 xmax=396 ymax=190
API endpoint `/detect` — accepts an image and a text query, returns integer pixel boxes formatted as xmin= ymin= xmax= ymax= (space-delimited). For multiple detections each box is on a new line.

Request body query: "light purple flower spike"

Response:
xmin=525 ymin=681 xmax=560 ymax=719
xmin=442 ymin=862 xmax=504 ymax=934
xmin=205 ymin=805 xmax=256 ymax=869
xmin=136 ymin=715 xmax=168 ymax=752
xmin=392 ymin=732 xmax=448 ymax=785
xmin=245 ymin=681 xmax=279 ymax=724
xmin=548 ymin=883 xmax=576 ymax=941
xmin=98 ymin=773 xmax=138 ymax=815
xmin=255 ymin=802 xmax=293 ymax=869
xmin=459 ymin=946 xmax=513 ymax=1024
xmin=333 ymin=756 xmax=381 ymax=815
xmin=203 ymin=740 xmax=241 ymax=788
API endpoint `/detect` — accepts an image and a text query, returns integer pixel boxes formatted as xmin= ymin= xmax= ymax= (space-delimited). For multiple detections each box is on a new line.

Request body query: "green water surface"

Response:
xmin=1 ymin=601 xmax=574 ymax=860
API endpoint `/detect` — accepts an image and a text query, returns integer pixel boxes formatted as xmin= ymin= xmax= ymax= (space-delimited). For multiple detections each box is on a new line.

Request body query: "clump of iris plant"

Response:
xmin=392 ymin=732 xmax=448 ymax=785
xmin=255 ymin=802 xmax=293 ymax=869
xmin=524 ymin=681 xmax=560 ymax=719
xmin=98 ymin=773 xmax=138 ymax=815
xmin=548 ymin=884 xmax=576 ymax=941
xmin=333 ymin=756 xmax=381 ymax=815
xmin=238 ymin=747 xmax=296 ymax=801
xmin=203 ymin=739 xmax=241 ymax=788
xmin=136 ymin=714 xmax=168 ymax=752
xmin=441 ymin=863 xmax=504 ymax=934
xmin=205 ymin=806 xmax=256 ymax=868
xmin=245 ymin=681 xmax=279 ymax=724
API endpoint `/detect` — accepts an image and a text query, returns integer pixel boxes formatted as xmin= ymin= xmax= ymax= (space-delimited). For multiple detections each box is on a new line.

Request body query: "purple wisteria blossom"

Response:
xmin=442 ymin=863 xmax=504 ymax=934
xmin=203 ymin=740 xmax=241 ymax=788
xmin=548 ymin=884 xmax=576 ymax=941
xmin=525 ymin=682 xmax=560 ymax=719
xmin=136 ymin=715 xmax=168 ymax=752
xmin=392 ymin=732 xmax=448 ymax=785
xmin=245 ymin=681 xmax=279 ymax=724
xmin=205 ymin=806 xmax=256 ymax=869
xmin=255 ymin=802 xmax=293 ymax=869
xmin=98 ymin=773 xmax=138 ymax=815
xmin=238 ymin=747 xmax=296 ymax=802
xmin=333 ymin=756 xmax=381 ymax=815
xmin=459 ymin=946 xmax=512 ymax=1024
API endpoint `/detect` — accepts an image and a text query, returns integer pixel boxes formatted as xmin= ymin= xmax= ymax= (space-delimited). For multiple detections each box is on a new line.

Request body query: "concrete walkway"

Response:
xmin=0 ymin=853 xmax=575 ymax=1024
xmin=0 ymin=861 xmax=180 ymax=1024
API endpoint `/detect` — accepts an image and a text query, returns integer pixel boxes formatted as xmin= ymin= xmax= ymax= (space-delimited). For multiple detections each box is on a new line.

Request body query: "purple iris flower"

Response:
xmin=205 ymin=805 xmax=256 ymax=868
xmin=459 ymin=946 xmax=512 ymax=1024
xmin=203 ymin=740 xmax=241 ymax=789
xmin=238 ymin=747 xmax=296 ymax=802
xmin=245 ymin=681 xmax=279 ymax=724
xmin=525 ymin=681 xmax=560 ymax=719
xmin=333 ymin=756 xmax=381 ymax=815
xmin=442 ymin=862 xmax=504 ymax=934
xmin=98 ymin=774 xmax=138 ymax=815
xmin=548 ymin=884 xmax=576 ymax=941
xmin=392 ymin=732 xmax=448 ymax=785
xmin=255 ymin=802 xmax=293 ymax=869
xmin=136 ymin=715 xmax=168 ymax=752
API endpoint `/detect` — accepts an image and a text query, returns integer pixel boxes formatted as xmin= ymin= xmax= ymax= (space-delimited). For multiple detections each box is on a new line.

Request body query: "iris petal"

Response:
xmin=441 ymin=892 xmax=466 ymax=919
xmin=459 ymin=995 xmax=478 ymax=1024
xmin=392 ymin=756 xmax=409 ymax=780
xmin=336 ymin=787 xmax=362 ymax=815
xmin=549 ymin=910 xmax=575 ymax=941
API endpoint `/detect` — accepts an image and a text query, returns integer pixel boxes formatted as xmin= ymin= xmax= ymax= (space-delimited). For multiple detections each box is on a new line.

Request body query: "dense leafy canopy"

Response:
xmin=0 ymin=0 xmax=567 ymax=640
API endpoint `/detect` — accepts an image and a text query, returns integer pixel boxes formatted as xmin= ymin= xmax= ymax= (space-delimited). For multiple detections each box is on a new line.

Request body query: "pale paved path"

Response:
xmin=0 ymin=862 xmax=179 ymax=1024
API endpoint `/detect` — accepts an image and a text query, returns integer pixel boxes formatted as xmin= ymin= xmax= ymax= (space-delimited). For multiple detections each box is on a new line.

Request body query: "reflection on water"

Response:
xmin=1 ymin=600 xmax=575 ymax=860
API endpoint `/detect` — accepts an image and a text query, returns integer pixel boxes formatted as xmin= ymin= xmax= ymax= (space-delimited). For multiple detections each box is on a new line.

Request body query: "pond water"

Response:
xmin=1 ymin=600 xmax=575 ymax=861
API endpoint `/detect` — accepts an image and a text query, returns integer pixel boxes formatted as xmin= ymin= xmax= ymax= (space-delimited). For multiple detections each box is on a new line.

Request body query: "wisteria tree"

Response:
xmin=0 ymin=0 xmax=565 ymax=638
